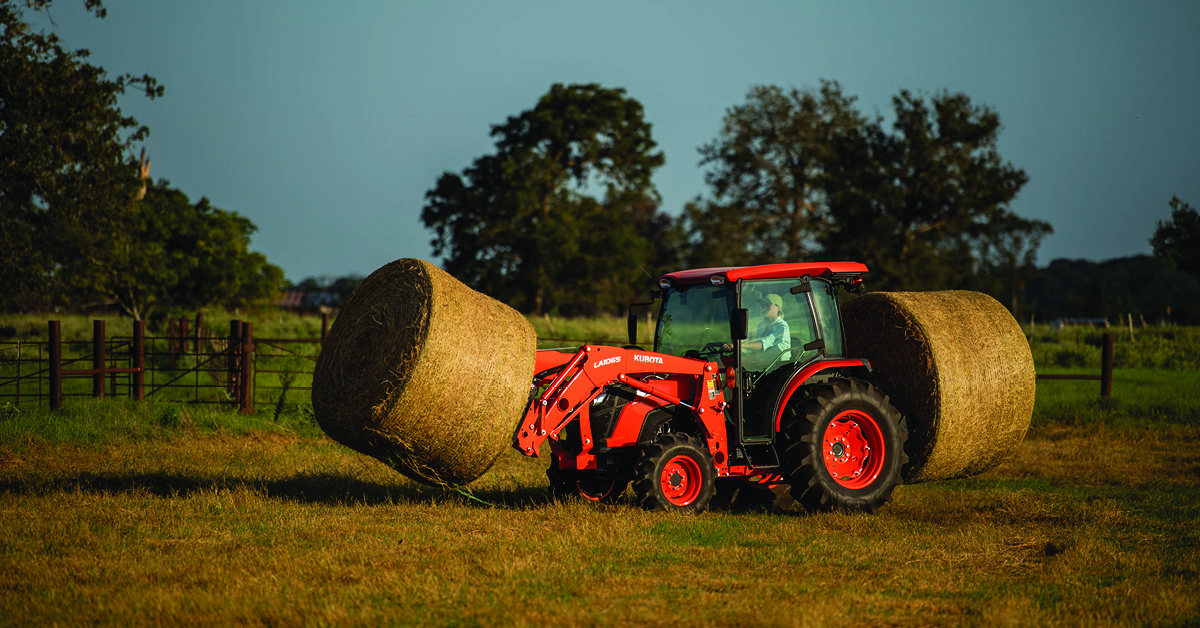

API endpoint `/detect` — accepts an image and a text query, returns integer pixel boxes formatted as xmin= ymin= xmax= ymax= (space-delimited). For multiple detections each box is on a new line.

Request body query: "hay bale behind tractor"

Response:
xmin=842 ymin=291 xmax=1035 ymax=483
xmin=311 ymin=259 xmax=536 ymax=486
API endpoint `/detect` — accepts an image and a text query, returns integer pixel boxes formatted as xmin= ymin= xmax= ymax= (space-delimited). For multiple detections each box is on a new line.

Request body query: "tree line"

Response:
xmin=425 ymin=82 xmax=1198 ymax=319
xmin=424 ymin=82 xmax=1055 ymax=316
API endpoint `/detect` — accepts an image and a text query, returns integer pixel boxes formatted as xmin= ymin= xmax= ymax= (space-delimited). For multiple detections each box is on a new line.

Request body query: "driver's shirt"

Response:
xmin=756 ymin=317 xmax=791 ymax=354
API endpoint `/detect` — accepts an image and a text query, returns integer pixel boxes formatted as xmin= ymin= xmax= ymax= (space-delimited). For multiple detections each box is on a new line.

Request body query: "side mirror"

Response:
xmin=627 ymin=313 xmax=639 ymax=346
xmin=730 ymin=308 xmax=749 ymax=341
xmin=790 ymin=282 xmax=812 ymax=295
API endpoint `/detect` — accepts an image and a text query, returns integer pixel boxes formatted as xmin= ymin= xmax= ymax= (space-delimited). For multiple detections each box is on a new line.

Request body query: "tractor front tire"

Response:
xmin=633 ymin=433 xmax=716 ymax=513
xmin=780 ymin=378 xmax=908 ymax=514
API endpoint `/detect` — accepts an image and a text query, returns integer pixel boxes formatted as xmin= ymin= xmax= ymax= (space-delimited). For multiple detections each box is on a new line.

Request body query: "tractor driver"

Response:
xmin=725 ymin=293 xmax=791 ymax=372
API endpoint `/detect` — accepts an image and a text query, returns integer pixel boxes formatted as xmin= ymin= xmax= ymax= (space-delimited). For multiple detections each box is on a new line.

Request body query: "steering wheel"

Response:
xmin=699 ymin=342 xmax=733 ymax=358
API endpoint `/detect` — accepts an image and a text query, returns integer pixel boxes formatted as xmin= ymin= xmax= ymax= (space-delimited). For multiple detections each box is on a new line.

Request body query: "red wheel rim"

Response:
xmin=822 ymin=410 xmax=886 ymax=489
xmin=659 ymin=455 xmax=703 ymax=506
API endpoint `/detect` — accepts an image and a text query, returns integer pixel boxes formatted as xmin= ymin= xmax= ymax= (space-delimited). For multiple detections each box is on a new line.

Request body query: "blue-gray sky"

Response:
xmin=33 ymin=1 xmax=1200 ymax=282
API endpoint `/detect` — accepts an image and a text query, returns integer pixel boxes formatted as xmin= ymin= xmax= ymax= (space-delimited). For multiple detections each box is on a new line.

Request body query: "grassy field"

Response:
xmin=2 ymin=373 xmax=1198 ymax=625
xmin=2 ymin=315 xmax=1199 ymax=625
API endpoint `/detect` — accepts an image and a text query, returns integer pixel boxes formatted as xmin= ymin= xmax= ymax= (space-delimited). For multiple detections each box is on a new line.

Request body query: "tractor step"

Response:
xmin=743 ymin=444 xmax=780 ymax=469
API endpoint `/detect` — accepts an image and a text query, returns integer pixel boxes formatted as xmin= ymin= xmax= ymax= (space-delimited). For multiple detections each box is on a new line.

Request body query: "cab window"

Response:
xmin=739 ymin=279 xmax=819 ymax=377
xmin=654 ymin=284 xmax=736 ymax=358
xmin=810 ymin=279 xmax=844 ymax=357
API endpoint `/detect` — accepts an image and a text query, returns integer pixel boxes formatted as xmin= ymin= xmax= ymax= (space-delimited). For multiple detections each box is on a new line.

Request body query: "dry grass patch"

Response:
xmin=987 ymin=424 xmax=1200 ymax=488
xmin=2 ymin=423 xmax=1199 ymax=626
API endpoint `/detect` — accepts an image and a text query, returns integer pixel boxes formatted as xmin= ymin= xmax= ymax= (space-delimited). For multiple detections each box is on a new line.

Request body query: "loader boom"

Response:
xmin=513 ymin=345 xmax=730 ymax=471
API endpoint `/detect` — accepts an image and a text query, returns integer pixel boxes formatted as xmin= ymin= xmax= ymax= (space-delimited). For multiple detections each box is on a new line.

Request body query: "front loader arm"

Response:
xmin=512 ymin=345 xmax=728 ymax=461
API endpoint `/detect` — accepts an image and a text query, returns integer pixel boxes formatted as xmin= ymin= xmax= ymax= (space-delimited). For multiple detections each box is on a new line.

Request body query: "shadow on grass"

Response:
xmin=0 ymin=470 xmax=558 ymax=509
xmin=0 ymin=470 xmax=849 ymax=516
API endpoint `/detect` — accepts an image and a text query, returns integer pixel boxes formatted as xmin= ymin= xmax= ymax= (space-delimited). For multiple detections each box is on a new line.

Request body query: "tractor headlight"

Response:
xmin=710 ymin=275 xmax=725 ymax=285
xmin=659 ymin=278 xmax=671 ymax=289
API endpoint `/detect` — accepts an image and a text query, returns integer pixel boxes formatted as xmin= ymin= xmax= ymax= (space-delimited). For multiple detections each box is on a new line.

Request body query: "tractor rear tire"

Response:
xmin=633 ymin=433 xmax=716 ymax=513
xmin=779 ymin=378 xmax=908 ymax=514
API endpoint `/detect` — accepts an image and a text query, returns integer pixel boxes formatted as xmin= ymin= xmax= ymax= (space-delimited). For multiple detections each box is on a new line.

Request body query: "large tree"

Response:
xmin=822 ymin=90 xmax=1050 ymax=295
xmin=72 ymin=179 xmax=285 ymax=321
xmin=1150 ymin=196 xmax=1200 ymax=279
xmin=2 ymin=1 xmax=282 ymax=317
xmin=1 ymin=0 xmax=162 ymax=311
xmin=421 ymin=83 xmax=671 ymax=315
xmin=681 ymin=81 xmax=866 ymax=267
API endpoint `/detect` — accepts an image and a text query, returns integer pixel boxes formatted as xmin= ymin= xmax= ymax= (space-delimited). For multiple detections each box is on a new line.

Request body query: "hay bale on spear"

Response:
xmin=842 ymin=291 xmax=1035 ymax=483
xmin=311 ymin=259 xmax=536 ymax=487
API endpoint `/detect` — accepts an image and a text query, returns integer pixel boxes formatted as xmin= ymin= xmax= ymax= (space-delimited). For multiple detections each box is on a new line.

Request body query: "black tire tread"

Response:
xmin=779 ymin=377 xmax=908 ymax=514
xmin=632 ymin=433 xmax=716 ymax=514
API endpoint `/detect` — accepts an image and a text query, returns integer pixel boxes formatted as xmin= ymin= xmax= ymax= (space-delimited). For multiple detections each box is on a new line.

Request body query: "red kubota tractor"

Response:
xmin=512 ymin=262 xmax=909 ymax=514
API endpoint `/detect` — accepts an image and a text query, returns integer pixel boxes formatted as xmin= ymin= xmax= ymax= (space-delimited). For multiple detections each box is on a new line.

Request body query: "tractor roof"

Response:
xmin=662 ymin=262 xmax=869 ymax=285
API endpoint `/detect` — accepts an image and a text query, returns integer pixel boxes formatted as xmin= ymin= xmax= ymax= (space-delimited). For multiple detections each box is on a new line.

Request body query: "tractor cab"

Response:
xmin=643 ymin=262 xmax=866 ymax=462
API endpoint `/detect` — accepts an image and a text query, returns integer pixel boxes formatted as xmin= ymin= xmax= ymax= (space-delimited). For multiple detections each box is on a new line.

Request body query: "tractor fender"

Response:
xmin=772 ymin=359 xmax=872 ymax=432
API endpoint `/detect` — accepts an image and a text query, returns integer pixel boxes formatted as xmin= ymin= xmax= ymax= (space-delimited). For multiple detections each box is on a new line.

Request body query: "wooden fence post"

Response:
xmin=93 ymin=320 xmax=105 ymax=399
xmin=179 ymin=318 xmax=190 ymax=361
xmin=1101 ymin=333 xmax=1113 ymax=398
xmin=49 ymin=321 xmax=62 ymax=411
xmin=133 ymin=320 xmax=145 ymax=400
xmin=321 ymin=312 xmax=329 ymax=343
xmin=240 ymin=321 xmax=254 ymax=414
xmin=228 ymin=320 xmax=242 ymax=400
xmin=194 ymin=312 xmax=204 ymax=353
xmin=167 ymin=318 xmax=176 ymax=366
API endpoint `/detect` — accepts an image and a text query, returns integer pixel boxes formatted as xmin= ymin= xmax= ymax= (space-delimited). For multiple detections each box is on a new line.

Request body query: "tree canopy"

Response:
xmin=421 ymin=83 xmax=674 ymax=315
xmin=1 ymin=0 xmax=162 ymax=310
xmin=77 ymin=179 xmax=285 ymax=321
xmin=683 ymin=82 xmax=1051 ymax=314
xmin=1 ymin=1 xmax=282 ymax=317
xmin=1150 ymin=196 xmax=1200 ymax=279
xmin=682 ymin=81 xmax=866 ymax=267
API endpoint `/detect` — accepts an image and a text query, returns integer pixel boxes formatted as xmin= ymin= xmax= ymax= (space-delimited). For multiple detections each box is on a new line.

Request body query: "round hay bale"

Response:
xmin=841 ymin=291 xmax=1035 ymax=483
xmin=311 ymin=259 xmax=536 ymax=486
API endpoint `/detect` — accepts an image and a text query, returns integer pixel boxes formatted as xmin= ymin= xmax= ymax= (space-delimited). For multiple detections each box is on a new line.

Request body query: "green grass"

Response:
xmin=1033 ymin=367 xmax=1200 ymax=427
xmin=0 ymin=398 xmax=322 ymax=450
xmin=1025 ymin=323 xmax=1200 ymax=370
xmin=0 ymin=310 xmax=330 ymax=342
xmin=527 ymin=313 xmax=640 ymax=349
